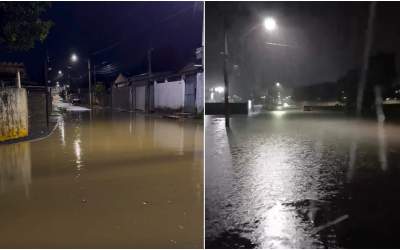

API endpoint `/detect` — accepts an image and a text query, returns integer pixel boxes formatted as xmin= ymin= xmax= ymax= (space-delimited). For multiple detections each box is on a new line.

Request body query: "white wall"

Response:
xmin=196 ymin=72 xmax=204 ymax=113
xmin=0 ymin=88 xmax=28 ymax=141
xmin=154 ymin=80 xmax=185 ymax=110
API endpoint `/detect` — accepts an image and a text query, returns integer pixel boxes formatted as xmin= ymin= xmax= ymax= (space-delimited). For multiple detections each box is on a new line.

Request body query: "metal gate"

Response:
xmin=184 ymin=74 xmax=196 ymax=113
xmin=149 ymin=84 xmax=154 ymax=112
xmin=135 ymin=85 xmax=146 ymax=111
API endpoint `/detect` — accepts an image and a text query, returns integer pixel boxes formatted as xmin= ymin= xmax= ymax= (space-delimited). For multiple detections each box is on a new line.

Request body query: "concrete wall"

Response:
xmin=154 ymin=80 xmax=185 ymax=111
xmin=27 ymin=90 xmax=47 ymax=135
xmin=205 ymin=102 xmax=249 ymax=115
xmin=299 ymin=101 xmax=343 ymax=108
xmin=196 ymin=72 xmax=204 ymax=113
xmin=0 ymin=88 xmax=28 ymax=142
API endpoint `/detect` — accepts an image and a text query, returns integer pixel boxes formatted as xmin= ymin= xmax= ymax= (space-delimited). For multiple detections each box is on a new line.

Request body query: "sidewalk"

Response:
xmin=0 ymin=97 xmax=90 ymax=145
xmin=0 ymin=111 xmax=59 ymax=145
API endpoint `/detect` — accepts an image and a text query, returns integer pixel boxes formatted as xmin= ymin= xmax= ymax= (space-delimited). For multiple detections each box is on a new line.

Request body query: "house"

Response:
xmin=153 ymin=62 xmax=203 ymax=113
xmin=111 ymin=72 xmax=170 ymax=112
xmin=111 ymin=64 xmax=204 ymax=114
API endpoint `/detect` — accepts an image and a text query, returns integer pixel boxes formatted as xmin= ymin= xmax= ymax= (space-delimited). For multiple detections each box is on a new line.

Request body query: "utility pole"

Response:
xmin=93 ymin=63 xmax=97 ymax=106
xmin=146 ymin=48 xmax=153 ymax=113
xmin=88 ymin=58 xmax=92 ymax=109
xmin=356 ymin=1 xmax=376 ymax=117
xmin=148 ymin=48 xmax=152 ymax=77
xmin=44 ymin=51 xmax=50 ymax=128
xmin=223 ymin=17 xmax=230 ymax=127
xmin=93 ymin=64 xmax=97 ymax=86
xmin=202 ymin=1 xmax=205 ymax=68
xmin=66 ymin=66 xmax=71 ymax=102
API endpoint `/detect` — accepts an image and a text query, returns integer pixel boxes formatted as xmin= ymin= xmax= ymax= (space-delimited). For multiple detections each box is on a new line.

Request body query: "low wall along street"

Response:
xmin=205 ymin=102 xmax=249 ymax=115
xmin=0 ymin=88 xmax=28 ymax=142
xmin=154 ymin=80 xmax=185 ymax=111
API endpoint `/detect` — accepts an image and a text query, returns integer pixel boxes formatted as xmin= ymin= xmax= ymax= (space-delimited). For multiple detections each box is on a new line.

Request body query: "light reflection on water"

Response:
xmin=206 ymin=111 xmax=400 ymax=248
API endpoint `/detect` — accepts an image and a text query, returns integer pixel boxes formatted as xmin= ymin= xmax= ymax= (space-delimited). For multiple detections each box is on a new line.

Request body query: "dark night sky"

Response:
xmin=0 ymin=1 xmax=203 ymax=85
xmin=205 ymin=2 xmax=400 ymax=98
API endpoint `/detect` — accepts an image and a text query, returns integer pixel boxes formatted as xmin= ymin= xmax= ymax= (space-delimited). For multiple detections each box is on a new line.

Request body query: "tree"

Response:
xmin=339 ymin=52 xmax=397 ymax=114
xmin=94 ymin=83 xmax=106 ymax=105
xmin=0 ymin=2 xmax=53 ymax=51
xmin=94 ymin=83 xmax=106 ymax=96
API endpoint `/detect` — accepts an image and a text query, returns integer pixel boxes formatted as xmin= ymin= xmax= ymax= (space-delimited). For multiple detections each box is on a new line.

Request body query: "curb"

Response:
xmin=0 ymin=117 xmax=60 ymax=145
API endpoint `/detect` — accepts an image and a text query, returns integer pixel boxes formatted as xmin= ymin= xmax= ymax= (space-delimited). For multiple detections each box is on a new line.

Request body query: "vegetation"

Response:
xmin=0 ymin=2 xmax=53 ymax=51
xmin=94 ymin=83 xmax=106 ymax=96
xmin=293 ymin=52 xmax=398 ymax=115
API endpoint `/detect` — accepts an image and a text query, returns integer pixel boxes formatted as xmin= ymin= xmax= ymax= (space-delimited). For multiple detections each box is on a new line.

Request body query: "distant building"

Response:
xmin=112 ymin=71 xmax=170 ymax=112
xmin=0 ymin=62 xmax=26 ymax=87
xmin=111 ymin=62 xmax=203 ymax=114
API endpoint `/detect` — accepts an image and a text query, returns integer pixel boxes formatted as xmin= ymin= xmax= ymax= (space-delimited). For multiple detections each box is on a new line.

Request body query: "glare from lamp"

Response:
xmin=215 ymin=86 xmax=225 ymax=94
xmin=264 ymin=17 xmax=277 ymax=31
xmin=71 ymin=53 xmax=78 ymax=62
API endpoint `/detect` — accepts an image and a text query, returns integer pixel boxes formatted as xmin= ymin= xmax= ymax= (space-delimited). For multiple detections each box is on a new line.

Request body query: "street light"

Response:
xmin=264 ymin=17 xmax=277 ymax=32
xmin=276 ymin=82 xmax=280 ymax=87
xmin=70 ymin=52 xmax=92 ymax=109
xmin=58 ymin=70 xmax=62 ymax=75
xmin=215 ymin=86 xmax=225 ymax=93
xmin=71 ymin=53 xmax=78 ymax=62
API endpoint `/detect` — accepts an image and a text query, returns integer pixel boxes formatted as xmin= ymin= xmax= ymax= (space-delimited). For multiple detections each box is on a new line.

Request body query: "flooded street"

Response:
xmin=205 ymin=110 xmax=400 ymax=248
xmin=0 ymin=110 xmax=203 ymax=248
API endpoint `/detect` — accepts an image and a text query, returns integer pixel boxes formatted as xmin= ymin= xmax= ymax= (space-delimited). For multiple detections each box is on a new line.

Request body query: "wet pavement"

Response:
xmin=205 ymin=110 xmax=400 ymax=248
xmin=0 ymin=110 xmax=203 ymax=248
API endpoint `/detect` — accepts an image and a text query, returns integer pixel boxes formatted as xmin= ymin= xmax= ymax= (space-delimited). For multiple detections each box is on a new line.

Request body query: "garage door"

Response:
xmin=135 ymin=86 xmax=146 ymax=111
xmin=184 ymin=74 xmax=196 ymax=113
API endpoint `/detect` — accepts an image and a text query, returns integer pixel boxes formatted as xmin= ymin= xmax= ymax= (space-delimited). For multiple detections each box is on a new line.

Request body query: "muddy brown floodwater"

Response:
xmin=0 ymin=110 xmax=203 ymax=248
xmin=206 ymin=110 xmax=400 ymax=249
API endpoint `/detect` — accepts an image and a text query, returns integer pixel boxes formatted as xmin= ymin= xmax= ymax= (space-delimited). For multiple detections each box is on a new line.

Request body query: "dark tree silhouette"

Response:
xmin=340 ymin=52 xmax=397 ymax=113
xmin=0 ymin=2 xmax=53 ymax=51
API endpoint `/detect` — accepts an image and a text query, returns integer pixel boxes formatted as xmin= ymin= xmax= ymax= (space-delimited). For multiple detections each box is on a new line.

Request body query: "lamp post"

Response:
xmin=146 ymin=48 xmax=153 ymax=113
xmin=223 ymin=16 xmax=277 ymax=127
xmin=223 ymin=16 xmax=230 ymax=127
xmin=263 ymin=17 xmax=277 ymax=32
xmin=70 ymin=53 xmax=92 ymax=109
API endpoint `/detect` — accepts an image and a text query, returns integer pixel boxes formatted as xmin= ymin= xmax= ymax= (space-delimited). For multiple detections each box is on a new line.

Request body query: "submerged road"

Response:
xmin=0 ymin=110 xmax=203 ymax=248
xmin=206 ymin=110 xmax=400 ymax=248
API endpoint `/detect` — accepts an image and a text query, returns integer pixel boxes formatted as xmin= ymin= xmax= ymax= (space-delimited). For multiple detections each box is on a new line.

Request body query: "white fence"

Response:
xmin=154 ymin=80 xmax=185 ymax=110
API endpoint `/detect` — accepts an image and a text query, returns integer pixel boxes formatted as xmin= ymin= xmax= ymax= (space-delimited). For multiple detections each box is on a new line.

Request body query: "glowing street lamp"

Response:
xmin=276 ymin=82 xmax=280 ymax=87
xmin=58 ymin=70 xmax=62 ymax=75
xmin=264 ymin=17 xmax=277 ymax=32
xmin=69 ymin=52 xmax=92 ymax=108
xmin=71 ymin=53 xmax=78 ymax=62
xmin=215 ymin=86 xmax=225 ymax=94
